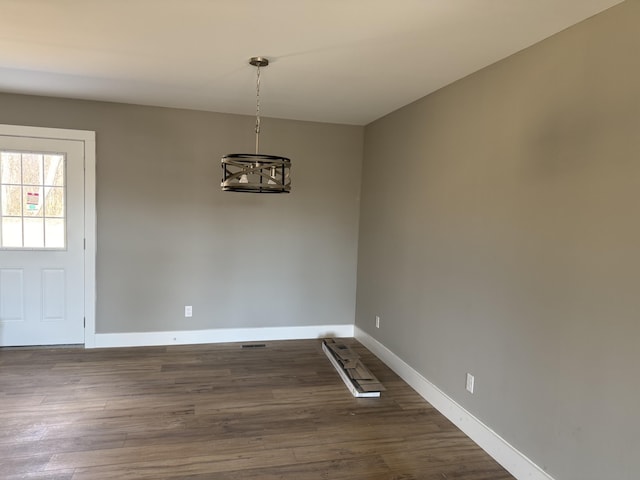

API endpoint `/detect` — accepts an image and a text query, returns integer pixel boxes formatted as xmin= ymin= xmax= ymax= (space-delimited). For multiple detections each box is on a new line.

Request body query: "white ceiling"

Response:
xmin=0 ymin=0 xmax=624 ymax=125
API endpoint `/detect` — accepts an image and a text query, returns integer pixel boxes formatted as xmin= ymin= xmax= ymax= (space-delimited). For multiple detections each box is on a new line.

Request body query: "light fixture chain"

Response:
xmin=255 ymin=64 xmax=261 ymax=155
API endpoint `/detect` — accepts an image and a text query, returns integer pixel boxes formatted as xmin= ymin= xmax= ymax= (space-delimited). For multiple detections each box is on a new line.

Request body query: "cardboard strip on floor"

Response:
xmin=322 ymin=338 xmax=385 ymax=397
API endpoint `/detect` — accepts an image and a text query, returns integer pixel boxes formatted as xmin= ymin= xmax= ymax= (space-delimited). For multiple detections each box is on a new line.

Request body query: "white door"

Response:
xmin=0 ymin=135 xmax=85 ymax=346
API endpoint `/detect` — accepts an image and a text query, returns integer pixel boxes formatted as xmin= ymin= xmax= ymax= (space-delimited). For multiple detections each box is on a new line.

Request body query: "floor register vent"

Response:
xmin=322 ymin=338 xmax=385 ymax=398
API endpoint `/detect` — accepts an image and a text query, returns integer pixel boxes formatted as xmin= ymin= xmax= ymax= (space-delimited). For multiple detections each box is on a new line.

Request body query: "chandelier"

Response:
xmin=221 ymin=57 xmax=291 ymax=193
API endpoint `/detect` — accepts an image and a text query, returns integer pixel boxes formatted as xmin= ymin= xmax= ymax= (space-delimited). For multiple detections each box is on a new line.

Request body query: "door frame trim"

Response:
xmin=0 ymin=124 xmax=96 ymax=347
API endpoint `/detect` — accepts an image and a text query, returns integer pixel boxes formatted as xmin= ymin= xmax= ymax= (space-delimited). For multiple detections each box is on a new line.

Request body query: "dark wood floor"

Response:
xmin=0 ymin=339 xmax=514 ymax=480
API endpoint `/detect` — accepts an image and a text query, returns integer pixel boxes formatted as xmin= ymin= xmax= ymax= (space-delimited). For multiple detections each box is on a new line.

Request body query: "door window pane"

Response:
xmin=1 ymin=217 xmax=22 ymax=247
xmin=45 ymin=187 xmax=65 ymax=217
xmin=0 ymin=151 xmax=66 ymax=249
xmin=44 ymin=155 xmax=64 ymax=186
xmin=24 ymin=217 xmax=44 ymax=248
xmin=1 ymin=185 xmax=22 ymax=216
xmin=0 ymin=152 xmax=21 ymax=184
xmin=23 ymin=187 xmax=44 ymax=217
xmin=45 ymin=218 xmax=65 ymax=248
xmin=22 ymin=154 xmax=43 ymax=185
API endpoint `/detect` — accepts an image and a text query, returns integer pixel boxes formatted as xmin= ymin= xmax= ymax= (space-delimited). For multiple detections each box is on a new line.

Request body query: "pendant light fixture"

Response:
xmin=221 ymin=57 xmax=291 ymax=193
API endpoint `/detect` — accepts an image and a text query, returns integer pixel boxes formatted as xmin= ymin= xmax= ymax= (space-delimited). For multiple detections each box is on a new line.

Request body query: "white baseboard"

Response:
xmin=92 ymin=324 xmax=354 ymax=349
xmin=354 ymin=326 xmax=555 ymax=480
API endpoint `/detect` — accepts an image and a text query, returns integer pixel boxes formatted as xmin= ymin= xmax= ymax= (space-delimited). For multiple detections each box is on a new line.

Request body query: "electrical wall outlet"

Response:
xmin=184 ymin=305 xmax=193 ymax=318
xmin=375 ymin=315 xmax=380 ymax=328
xmin=466 ymin=373 xmax=475 ymax=394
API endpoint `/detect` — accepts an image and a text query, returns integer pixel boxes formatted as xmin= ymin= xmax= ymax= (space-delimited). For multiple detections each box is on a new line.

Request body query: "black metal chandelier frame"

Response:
xmin=221 ymin=57 xmax=291 ymax=194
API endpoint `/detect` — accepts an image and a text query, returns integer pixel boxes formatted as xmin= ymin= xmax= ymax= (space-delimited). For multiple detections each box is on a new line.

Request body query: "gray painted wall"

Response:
xmin=356 ymin=1 xmax=639 ymax=479
xmin=0 ymin=94 xmax=363 ymax=333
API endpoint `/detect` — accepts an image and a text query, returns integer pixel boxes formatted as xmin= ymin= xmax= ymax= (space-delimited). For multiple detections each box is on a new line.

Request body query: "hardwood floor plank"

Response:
xmin=4 ymin=469 xmax=75 ymax=480
xmin=0 ymin=453 xmax=53 ymax=476
xmin=0 ymin=433 xmax=126 ymax=459
xmin=68 ymin=447 xmax=300 ymax=480
xmin=162 ymin=455 xmax=394 ymax=480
